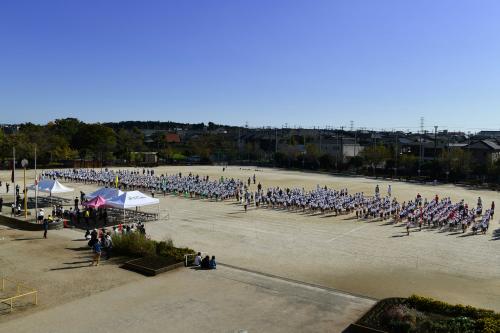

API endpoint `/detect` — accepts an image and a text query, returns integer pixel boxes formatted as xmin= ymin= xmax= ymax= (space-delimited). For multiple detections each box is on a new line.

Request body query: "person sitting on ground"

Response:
xmin=209 ymin=256 xmax=216 ymax=270
xmin=85 ymin=229 xmax=91 ymax=240
xmin=194 ymin=252 xmax=202 ymax=266
xmin=201 ymin=255 xmax=210 ymax=269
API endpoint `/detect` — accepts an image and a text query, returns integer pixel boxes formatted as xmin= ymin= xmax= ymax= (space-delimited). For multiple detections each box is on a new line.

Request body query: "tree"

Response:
xmin=361 ymin=145 xmax=390 ymax=175
xmin=440 ymin=148 xmax=472 ymax=180
xmin=116 ymin=128 xmax=146 ymax=159
xmin=72 ymin=124 xmax=116 ymax=160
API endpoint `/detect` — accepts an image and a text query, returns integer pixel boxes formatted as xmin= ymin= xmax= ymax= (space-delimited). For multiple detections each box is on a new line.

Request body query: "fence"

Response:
xmin=0 ymin=277 xmax=38 ymax=312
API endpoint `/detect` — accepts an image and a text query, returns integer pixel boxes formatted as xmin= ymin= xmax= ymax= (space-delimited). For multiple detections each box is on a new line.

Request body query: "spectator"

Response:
xmin=43 ymin=218 xmax=49 ymax=239
xmin=201 ymin=255 xmax=210 ymax=269
xmin=92 ymin=240 xmax=102 ymax=266
xmin=38 ymin=208 xmax=44 ymax=223
xmin=194 ymin=252 xmax=202 ymax=266
xmin=209 ymin=256 xmax=217 ymax=269
xmin=104 ymin=233 xmax=112 ymax=260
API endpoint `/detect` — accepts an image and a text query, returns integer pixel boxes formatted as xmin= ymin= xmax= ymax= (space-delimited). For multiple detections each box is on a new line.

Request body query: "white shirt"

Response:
xmin=194 ymin=255 xmax=202 ymax=266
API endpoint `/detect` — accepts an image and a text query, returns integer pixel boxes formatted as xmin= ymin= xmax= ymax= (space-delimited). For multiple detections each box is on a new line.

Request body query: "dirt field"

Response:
xmin=0 ymin=226 xmax=142 ymax=323
xmin=1 ymin=166 xmax=499 ymax=312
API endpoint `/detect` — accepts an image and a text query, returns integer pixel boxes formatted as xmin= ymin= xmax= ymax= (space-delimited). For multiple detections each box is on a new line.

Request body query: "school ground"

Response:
xmin=0 ymin=166 xmax=499 ymax=331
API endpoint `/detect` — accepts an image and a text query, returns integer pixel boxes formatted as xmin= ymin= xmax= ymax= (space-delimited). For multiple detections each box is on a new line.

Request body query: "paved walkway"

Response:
xmin=0 ymin=265 xmax=375 ymax=333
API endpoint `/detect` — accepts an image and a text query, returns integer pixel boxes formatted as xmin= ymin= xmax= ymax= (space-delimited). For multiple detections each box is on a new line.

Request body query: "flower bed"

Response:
xmin=355 ymin=295 xmax=500 ymax=333
xmin=112 ymin=233 xmax=195 ymax=276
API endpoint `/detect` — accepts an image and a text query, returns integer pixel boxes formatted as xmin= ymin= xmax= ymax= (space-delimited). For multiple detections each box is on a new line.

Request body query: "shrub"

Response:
xmin=112 ymin=232 xmax=156 ymax=257
xmin=476 ymin=317 xmax=500 ymax=333
xmin=388 ymin=319 xmax=413 ymax=333
xmin=407 ymin=295 xmax=500 ymax=333
xmin=407 ymin=295 xmax=498 ymax=320
xmin=112 ymin=233 xmax=195 ymax=262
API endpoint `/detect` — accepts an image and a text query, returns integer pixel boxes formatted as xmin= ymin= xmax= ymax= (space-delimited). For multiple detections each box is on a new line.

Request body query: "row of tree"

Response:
xmin=1 ymin=118 xmax=499 ymax=184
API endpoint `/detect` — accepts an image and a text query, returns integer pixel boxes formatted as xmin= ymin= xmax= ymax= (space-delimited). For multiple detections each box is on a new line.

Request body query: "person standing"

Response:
xmin=92 ymin=240 xmax=102 ymax=266
xmin=38 ymin=208 xmax=44 ymax=223
xmin=103 ymin=233 xmax=112 ymax=260
xmin=43 ymin=218 xmax=49 ymax=239
xmin=0 ymin=197 xmax=3 ymax=213
xmin=74 ymin=197 xmax=79 ymax=210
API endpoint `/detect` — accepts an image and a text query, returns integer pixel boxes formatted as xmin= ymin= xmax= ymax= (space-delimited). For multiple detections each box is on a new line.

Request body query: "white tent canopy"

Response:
xmin=106 ymin=191 xmax=159 ymax=209
xmin=28 ymin=179 xmax=74 ymax=194
xmin=86 ymin=187 xmax=124 ymax=200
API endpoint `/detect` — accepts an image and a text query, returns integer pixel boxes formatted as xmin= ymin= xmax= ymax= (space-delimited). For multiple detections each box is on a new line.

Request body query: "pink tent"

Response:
xmin=83 ymin=195 xmax=107 ymax=209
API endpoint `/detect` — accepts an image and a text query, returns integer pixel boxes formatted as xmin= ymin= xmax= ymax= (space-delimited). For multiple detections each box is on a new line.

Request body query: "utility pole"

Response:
xmin=419 ymin=117 xmax=424 ymax=178
xmin=336 ymin=129 xmax=339 ymax=170
xmin=395 ymin=132 xmax=398 ymax=178
xmin=238 ymin=127 xmax=241 ymax=160
xmin=302 ymin=131 xmax=306 ymax=168
xmin=35 ymin=145 xmax=38 ymax=216
xmin=354 ymin=130 xmax=357 ymax=157
xmin=319 ymin=129 xmax=322 ymax=154
xmin=275 ymin=128 xmax=278 ymax=154
xmin=13 ymin=147 xmax=16 ymax=208
xmin=340 ymin=126 xmax=344 ymax=168
xmin=21 ymin=159 xmax=28 ymax=219
xmin=433 ymin=126 xmax=438 ymax=162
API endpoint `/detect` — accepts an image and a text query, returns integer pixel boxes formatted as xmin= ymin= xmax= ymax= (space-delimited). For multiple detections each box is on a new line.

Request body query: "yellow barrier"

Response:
xmin=0 ymin=277 xmax=38 ymax=312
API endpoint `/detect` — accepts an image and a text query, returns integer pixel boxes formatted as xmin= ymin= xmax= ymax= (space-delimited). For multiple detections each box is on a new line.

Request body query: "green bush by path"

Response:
xmin=406 ymin=295 xmax=500 ymax=333
xmin=111 ymin=233 xmax=194 ymax=261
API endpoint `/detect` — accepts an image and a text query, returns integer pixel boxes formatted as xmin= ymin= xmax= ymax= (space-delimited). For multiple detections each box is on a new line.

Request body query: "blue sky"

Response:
xmin=1 ymin=0 xmax=500 ymax=131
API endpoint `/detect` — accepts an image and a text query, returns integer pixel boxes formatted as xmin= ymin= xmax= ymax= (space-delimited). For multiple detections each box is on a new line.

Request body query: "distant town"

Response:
xmin=1 ymin=118 xmax=499 ymax=185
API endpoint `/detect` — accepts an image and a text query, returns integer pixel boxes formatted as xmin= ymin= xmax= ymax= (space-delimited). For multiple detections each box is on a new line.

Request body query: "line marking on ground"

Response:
xmin=327 ymin=224 xmax=369 ymax=242
xmin=218 ymin=262 xmax=378 ymax=302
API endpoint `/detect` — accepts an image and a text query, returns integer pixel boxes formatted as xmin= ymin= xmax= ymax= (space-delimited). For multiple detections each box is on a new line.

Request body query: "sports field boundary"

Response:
xmin=218 ymin=262 xmax=379 ymax=302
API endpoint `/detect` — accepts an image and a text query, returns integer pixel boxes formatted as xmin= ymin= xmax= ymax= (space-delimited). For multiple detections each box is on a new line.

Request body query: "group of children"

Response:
xmin=193 ymin=252 xmax=216 ymax=270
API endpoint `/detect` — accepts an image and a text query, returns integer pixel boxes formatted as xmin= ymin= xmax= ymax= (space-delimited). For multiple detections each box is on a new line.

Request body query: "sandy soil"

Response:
xmin=0 ymin=226 xmax=141 ymax=323
xmin=1 ymin=166 xmax=499 ymax=311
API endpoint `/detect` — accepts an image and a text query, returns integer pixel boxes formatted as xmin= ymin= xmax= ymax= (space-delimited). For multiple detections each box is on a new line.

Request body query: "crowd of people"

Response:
xmin=84 ymin=222 xmax=147 ymax=266
xmin=394 ymin=195 xmax=494 ymax=236
xmin=42 ymin=169 xmax=243 ymax=202
xmin=39 ymin=168 xmax=496 ymax=239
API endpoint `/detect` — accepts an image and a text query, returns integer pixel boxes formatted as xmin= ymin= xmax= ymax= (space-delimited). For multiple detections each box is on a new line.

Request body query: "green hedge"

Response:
xmin=407 ymin=295 xmax=500 ymax=333
xmin=111 ymin=233 xmax=195 ymax=261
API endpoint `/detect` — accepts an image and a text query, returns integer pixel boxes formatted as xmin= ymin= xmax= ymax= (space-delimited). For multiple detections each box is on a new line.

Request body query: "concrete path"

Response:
xmin=0 ymin=265 xmax=375 ymax=333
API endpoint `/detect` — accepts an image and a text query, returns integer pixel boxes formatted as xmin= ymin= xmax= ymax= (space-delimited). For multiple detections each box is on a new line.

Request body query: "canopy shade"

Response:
xmin=28 ymin=179 xmax=74 ymax=194
xmin=86 ymin=187 xmax=124 ymax=200
xmin=83 ymin=195 xmax=107 ymax=209
xmin=106 ymin=191 xmax=159 ymax=209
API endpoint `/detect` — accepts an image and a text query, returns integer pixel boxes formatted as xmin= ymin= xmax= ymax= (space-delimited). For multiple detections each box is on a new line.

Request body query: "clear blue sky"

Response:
xmin=1 ymin=0 xmax=500 ymax=131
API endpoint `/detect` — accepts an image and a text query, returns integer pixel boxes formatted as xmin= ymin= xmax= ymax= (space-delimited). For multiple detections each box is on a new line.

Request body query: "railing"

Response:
xmin=0 ymin=277 xmax=38 ymax=312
